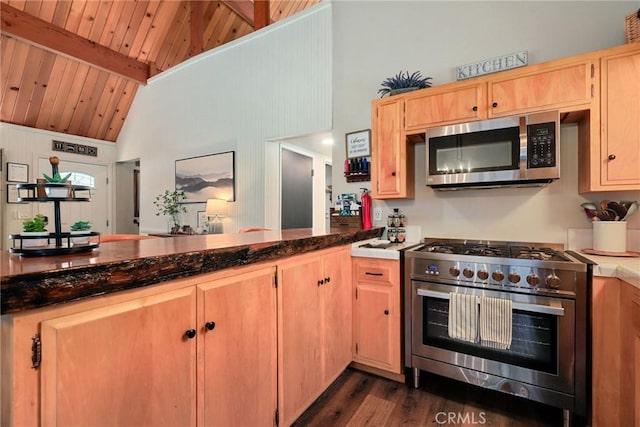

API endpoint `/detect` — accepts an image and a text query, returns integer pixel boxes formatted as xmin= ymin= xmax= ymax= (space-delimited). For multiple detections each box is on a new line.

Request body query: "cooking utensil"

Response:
xmin=607 ymin=201 xmax=628 ymax=220
xmin=621 ymin=201 xmax=638 ymax=221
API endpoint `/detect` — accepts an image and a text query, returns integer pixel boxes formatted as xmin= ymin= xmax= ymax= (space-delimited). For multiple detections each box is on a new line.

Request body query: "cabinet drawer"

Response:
xmin=354 ymin=261 xmax=394 ymax=283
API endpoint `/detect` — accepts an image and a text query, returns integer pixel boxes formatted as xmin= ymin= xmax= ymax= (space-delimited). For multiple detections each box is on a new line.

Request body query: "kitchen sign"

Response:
xmin=345 ymin=129 xmax=371 ymax=159
xmin=456 ymin=51 xmax=528 ymax=80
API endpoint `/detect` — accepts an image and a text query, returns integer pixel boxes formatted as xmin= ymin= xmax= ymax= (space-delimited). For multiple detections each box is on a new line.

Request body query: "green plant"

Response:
xmin=153 ymin=190 xmax=187 ymax=232
xmin=377 ymin=71 xmax=433 ymax=97
xmin=43 ymin=171 xmax=72 ymax=183
xmin=22 ymin=214 xmax=47 ymax=232
xmin=70 ymin=220 xmax=91 ymax=231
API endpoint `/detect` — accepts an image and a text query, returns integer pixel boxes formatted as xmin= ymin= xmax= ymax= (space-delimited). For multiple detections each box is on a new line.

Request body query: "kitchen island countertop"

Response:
xmin=1 ymin=227 xmax=382 ymax=315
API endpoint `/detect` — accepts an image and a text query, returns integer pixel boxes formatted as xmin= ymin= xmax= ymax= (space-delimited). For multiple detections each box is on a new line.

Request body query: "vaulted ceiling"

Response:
xmin=0 ymin=0 xmax=320 ymax=142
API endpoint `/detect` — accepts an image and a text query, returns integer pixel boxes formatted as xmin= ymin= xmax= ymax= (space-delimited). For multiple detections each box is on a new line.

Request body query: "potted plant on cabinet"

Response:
xmin=153 ymin=190 xmax=187 ymax=234
xmin=377 ymin=70 xmax=433 ymax=97
xmin=21 ymin=213 xmax=49 ymax=247
xmin=70 ymin=220 xmax=92 ymax=245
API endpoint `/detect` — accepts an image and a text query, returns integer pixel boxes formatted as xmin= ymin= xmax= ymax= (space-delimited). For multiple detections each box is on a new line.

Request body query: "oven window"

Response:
xmin=429 ymin=126 xmax=520 ymax=175
xmin=423 ymin=298 xmax=558 ymax=374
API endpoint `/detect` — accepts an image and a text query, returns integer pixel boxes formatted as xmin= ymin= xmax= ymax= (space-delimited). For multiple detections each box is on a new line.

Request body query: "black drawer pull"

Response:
xmin=185 ymin=329 xmax=196 ymax=339
xmin=365 ymin=272 xmax=383 ymax=276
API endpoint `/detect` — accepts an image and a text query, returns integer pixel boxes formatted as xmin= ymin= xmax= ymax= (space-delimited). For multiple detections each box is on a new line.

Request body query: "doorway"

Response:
xmin=115 ymin=160 xmax=140 ymax=234
xmin=264 ymin=133 xmax=333 ymax=232
xmin=37 ymin=157 xmax=109 ymax=234
xmin=281 ymin=149 xmax=313 ymax=229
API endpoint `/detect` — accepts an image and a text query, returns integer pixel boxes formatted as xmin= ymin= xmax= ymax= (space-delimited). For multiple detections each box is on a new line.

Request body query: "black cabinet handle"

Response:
xmin=325 ymin=277 xmax=331 ymax=283
xmin=365 ymin=272 xmax=383 ymax=276
xmin=205 ymin=321 xmax=216 ymax=331
xmin=185 ymin=329 xmax=196 ymax=339
xmin=492 ymin=102 xmax=498 ymax=108
xmin=384 ymin=310 xmax=389 ymax=315
xmin=391 ymin=171 xmax=396 ymax=177
xmin=608 ymin=154 xmax=616 ymax=160
xmin=472 ymin=106 xmax=478 ymax=111
xmin=317 ymin=279 xmax=324 ymax=286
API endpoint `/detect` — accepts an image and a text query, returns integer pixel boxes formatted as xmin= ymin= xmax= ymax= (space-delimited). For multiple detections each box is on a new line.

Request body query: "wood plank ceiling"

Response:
xmin=0 ymin=0 xmax=320 ymax=142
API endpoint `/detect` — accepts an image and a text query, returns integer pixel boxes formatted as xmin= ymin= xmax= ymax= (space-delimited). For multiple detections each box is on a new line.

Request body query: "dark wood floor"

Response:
xmin=292 ymin=368 xmax=565 ymax=426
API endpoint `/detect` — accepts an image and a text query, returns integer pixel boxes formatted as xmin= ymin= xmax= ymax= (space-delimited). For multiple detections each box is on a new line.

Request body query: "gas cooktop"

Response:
xmin=416 ymin=238 xmax=570 ymax=262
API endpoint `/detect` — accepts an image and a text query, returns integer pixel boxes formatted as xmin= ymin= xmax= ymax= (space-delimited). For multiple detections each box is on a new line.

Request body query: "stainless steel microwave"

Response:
xmin=426 ymin=111 xmax=559 ymax=190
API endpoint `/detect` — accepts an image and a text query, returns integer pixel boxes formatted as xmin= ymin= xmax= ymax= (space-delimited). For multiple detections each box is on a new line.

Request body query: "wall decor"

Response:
xmin=175 ymin=151 xmax=235 ymax=203
xmin=7 ymin=162 xmax=29 ymax=183
xmin=346 ymin=129 xmax=371 ymax=159
xmin=456 ymin=51 xmax=528 ymax=80
xmin=6 ymin=184 xmax=24 ymax=204
xmin=52 ymin=140 xmax=98 ymax=157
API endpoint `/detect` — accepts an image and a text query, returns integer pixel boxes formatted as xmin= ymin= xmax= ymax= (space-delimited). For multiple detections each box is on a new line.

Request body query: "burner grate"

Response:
xmin=418 ymin=240 xmax=569 ymax=261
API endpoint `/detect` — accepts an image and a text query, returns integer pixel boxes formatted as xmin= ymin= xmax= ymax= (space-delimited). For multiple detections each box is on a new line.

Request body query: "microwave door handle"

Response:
xmin=416 ymin=288 xmax=565 ymax=316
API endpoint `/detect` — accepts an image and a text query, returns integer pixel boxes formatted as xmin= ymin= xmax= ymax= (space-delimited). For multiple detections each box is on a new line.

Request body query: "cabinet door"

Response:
xmin=352 ymin=258 xmax=401 ymax=373
xmin=40 ymin=287 xmax=197 ymax=426
xmin=354 ymin=284 xmax=395 ymax=369
xmin=198 ymin=267 xmax=277 ymax=427
xmin=372 ymin=98 xmax=413 ymax=199
xmin=620 ymin=280 xmax=640 ymax=427
xmin=321 ymin=248 xmax=352 ymax=384
xmin=600 ymin=49 xmax=640 ymax=187
xmin=278 ymin=254 xmax=324 ymax=426
xmin=404 ymin=83 xmax=485 ymax=130
xmin=488 ymin=59 xmax=594 ymax=117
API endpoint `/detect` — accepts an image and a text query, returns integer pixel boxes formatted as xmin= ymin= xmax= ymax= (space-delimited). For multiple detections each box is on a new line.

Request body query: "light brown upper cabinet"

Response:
xmin=370 ymin=43 xmax=640 ymax=199
xmin=487 ymin=58 xmax=595 ymax=117
xmin=404 ymin=82 xmax=486 ymax=130
xmin=371 ymin=97 xmax=414 ymax=199
xmin=580 ymin=44 xmax=640 ymax=192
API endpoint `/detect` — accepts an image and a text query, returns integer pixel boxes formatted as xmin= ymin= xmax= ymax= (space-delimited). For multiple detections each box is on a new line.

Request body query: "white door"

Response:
xmin=38 ymin=158 xmax=109 ymax=234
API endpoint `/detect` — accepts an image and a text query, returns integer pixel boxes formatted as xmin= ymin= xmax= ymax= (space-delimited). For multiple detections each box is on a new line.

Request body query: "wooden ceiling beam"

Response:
xmin=223 ymin=1 xmax=255 ymax=27
xmin=223 ymin=0 xmax=274 ymax=29
xmin=0 ymin=2 xmax=149 ymax=85
xmin=254 ymin=1 xmax=270 ymax=30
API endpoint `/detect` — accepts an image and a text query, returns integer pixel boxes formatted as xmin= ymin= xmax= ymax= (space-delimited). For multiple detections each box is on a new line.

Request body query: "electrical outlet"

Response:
xmin=373 ymin=207 xmax=382 ymax=221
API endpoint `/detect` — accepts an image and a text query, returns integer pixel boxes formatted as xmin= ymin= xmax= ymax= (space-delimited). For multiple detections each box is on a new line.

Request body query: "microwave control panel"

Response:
xmin=527 ymin=121 xmax=556 ymax=168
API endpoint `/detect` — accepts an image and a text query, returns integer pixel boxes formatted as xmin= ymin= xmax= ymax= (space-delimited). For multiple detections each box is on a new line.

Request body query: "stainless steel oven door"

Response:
xmin=411 ymin=281 xmax=575 ymax=394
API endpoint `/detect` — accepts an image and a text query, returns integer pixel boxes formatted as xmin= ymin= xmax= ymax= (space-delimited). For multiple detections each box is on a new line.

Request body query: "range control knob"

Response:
xmin=526 ymin=274 xmax=540 ymax=286
xmin=463 ymin=268 xmax=474 ymax=279
xmin=477 ymin=270 xmax=489 ymax=280
xmin=492 ymin=270 xmax=505 ymax=282
xmin=449 ymin=266 xmax=460 ymax=277
xmin=546 ymin=274 xmax=561 ymax=289
xmin=508 ymin=272 xmax=521 ymax=283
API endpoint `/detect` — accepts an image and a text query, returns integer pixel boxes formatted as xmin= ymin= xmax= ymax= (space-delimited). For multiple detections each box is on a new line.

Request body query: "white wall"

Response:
xmin=331 ymin=1 xmax=640 ymax=244
xmin=117 ymin=3 xmax=332 ymax=234
xmin=0 ymin=123 xmax=117 ymax=249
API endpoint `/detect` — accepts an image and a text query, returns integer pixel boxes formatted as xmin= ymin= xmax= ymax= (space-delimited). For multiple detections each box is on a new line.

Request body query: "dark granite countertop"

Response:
xmin=0 ymin=228 xmax=382 ymax=315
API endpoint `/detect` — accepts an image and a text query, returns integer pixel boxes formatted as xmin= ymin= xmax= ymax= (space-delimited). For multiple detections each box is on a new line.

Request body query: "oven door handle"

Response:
xmin=416 ymin=288 xmax=565 ymax=316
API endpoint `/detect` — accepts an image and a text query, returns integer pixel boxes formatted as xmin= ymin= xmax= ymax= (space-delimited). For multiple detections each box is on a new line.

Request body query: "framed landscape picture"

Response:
xmin=175 ymin=151 xmax=235 ymax=203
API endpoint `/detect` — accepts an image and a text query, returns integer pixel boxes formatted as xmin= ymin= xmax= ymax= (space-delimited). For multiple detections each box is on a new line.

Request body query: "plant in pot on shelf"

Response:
xmin=21 ymin=213 xmax=49 ymax=248
xmin=377 ymin=70 xmax=433 ymax=97
xmin=70 ymin=220 xmax=92 ymax=245
xmin=42 ymin=170 xmax=73 ymax=198
xmin=153 ymin=190 xmax=187 ymax=234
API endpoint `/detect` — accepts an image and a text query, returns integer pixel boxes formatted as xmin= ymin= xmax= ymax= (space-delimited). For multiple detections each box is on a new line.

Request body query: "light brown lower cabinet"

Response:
xmin=1 ymin=264 xmax=277 ymax=427
xmin=277 ymin=246 xmax=352 ymax=426
xmin=352 ymin=257 xmax=401 ymax=374
xmin=591 ymin=276 xmax=639 ymax=427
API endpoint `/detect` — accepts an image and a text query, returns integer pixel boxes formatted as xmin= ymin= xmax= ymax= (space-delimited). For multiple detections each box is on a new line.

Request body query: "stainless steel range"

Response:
xmin=404 ymin=238 xmax=592 ymax=423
